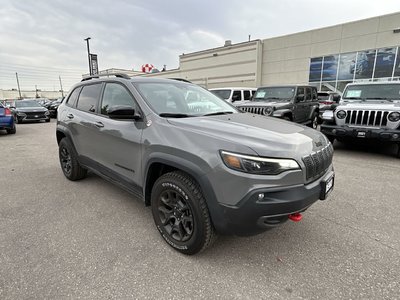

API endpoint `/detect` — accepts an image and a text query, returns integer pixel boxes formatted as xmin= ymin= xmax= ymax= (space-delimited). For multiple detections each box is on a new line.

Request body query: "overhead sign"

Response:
xmin=90 ymin=54 xmax=99 ymax=75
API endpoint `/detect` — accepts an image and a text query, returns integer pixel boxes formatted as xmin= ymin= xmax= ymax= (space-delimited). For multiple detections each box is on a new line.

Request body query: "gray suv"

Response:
xmin=234 ymin=85 xmax=320 ymax=129
xmin=56 ymin=74 xmax=335 ymax=255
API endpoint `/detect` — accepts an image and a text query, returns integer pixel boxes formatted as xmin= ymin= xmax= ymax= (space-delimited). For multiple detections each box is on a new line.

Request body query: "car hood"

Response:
xmin=338 ymin=101 xmax=400 ymax=111
xmin=167 ymin=113 xmax=327 ymax=157
xmin=234 ymin=101 xmax=290 ymax=108
xmin=15 ymin=107 xmax=48 ymax=112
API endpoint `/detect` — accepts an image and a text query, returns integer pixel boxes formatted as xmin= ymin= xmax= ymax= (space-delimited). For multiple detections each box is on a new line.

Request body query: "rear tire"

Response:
xmin=6 ymin=124 xmax=16 ymax=134
xmin=308 ymin=113 xmax=318 ymax=129
xmin=58 ymin=138 xmax=87 ymax=181
xmin=151 ymin=171 xmax=216 ymax=255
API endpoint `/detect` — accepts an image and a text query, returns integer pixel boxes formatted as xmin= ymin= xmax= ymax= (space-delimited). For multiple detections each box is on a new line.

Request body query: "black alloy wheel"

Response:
xmin=58 ymin=138 xmax=87 ymax=181
xmin=151 ymin=171 xmax=216 ymax=255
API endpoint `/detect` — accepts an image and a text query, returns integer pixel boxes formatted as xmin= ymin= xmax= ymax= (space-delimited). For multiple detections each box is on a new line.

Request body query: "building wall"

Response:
xmin=261 ymin=11 xmax=400 ymax=86
xmin=145 ymin=40 xmax=262 ymax=88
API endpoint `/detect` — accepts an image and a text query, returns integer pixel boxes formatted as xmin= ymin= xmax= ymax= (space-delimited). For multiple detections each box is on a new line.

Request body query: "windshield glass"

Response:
xmin=15 ymin=100 xmax=42 ymax=108
xmin=134 ymin=82 xmax=238 ymax=116
xmin=210 ymin=89 xmax=231 ymax=100
xmin=253 ymin=87 xmax=295 ymax=101
xmin=343 ymin=84 xmax=400 ymax=100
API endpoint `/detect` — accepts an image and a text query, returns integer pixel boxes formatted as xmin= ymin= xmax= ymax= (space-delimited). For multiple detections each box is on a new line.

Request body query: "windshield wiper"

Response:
xmin=364 ymin=97 xmax=393 ymax=101
xmin=203 ymin=111 xmax=234 ymax=116
xmin=159 ymin=113 xmax=193 ymax=118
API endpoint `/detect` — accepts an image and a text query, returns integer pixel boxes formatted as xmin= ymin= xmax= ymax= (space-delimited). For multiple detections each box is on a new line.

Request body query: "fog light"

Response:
xmin=332 ymin=129 xmax=337 ymax=134
xmin=258 ymin=193 xmax=264 ymax=200
xmin=393 ymin=134 xmax=399 ymax=139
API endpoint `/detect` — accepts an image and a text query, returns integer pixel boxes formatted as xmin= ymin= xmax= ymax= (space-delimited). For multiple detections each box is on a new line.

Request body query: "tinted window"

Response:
xmin=297 ymin=87 xmax=305 ymax=102
xmin=232 ymin=90 xmax=241 ymax=101
xmin=101 ymin=83 xmax=136 ymax=115
xmin=66 ymin=87 xmax=81 ymax=107
xmin=76 ymin=84 xmax=102 ymax=113
xmin=210 ymin=89 xmax=231 ymax=100
xmin=243 ymin=90 xmax=251 ymax=100
xmin=312 ymin=88 xmax=318 ymax=100
xmin=305 ymin=88 xmax=311 ymax=101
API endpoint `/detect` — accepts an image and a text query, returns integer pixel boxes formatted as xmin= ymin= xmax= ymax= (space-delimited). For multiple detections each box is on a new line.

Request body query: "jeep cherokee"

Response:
xmin=56 ymin=74 xmax=335 ymax=255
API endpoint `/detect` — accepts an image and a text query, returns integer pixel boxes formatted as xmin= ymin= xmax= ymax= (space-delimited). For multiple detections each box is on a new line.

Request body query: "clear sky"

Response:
xmin=1 ymin=0 xmax=400 ymax=91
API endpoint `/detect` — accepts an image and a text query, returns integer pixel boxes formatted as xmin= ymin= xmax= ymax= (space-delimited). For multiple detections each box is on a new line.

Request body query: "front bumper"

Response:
xmin=321 ymin=124 xmax=400 ymax=142
xmin=215 ymin=170 xmax=334 ymax=236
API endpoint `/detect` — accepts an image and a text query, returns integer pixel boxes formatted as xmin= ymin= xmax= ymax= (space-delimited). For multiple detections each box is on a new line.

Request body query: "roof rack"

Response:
xmin=81 ymin=73 xmax=131 ymax=82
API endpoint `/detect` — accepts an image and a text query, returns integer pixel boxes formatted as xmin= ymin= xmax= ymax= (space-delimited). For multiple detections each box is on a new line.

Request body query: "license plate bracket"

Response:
xmin=320 ymin=174 xmax=334 ymax=200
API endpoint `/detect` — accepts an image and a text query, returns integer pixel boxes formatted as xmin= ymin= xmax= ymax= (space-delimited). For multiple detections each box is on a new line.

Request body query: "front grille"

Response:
xmin=344 ymin=110 xmax=389 ymax=127
xmin=238 ymin=106 xmax=267 ymax=115
xmin=302 ymin=143 xmax=334 ymax=181
xmin=24 ymin=112 xmax=46 ymax=119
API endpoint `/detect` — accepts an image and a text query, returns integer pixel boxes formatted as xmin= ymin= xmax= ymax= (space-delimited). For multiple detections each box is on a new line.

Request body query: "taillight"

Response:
xmin=5 ymin=108 xmax=12 ymax=116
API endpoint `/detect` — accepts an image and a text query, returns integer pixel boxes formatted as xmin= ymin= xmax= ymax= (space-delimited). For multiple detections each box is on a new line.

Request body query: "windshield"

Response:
xmin=210 ymin=89 xmax=231 ymax=100
xmin=134 ymin=82 xmax=238 ymax=117
xmin=253 ymin=87 xmax=295 ymax=101
xmin=343 ymin=84 xmax=400 ymax=100
xmin=15 ymin=100 xmax=42 ymax=108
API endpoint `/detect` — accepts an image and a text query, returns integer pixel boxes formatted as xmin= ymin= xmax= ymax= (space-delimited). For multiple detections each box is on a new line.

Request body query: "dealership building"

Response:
xmin=140 ymin=11 xmax=400 ymax=93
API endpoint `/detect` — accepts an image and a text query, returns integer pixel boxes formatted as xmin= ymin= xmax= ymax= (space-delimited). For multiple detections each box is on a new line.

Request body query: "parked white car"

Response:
xmin=209 ymin=87 xmax=256 ymax=103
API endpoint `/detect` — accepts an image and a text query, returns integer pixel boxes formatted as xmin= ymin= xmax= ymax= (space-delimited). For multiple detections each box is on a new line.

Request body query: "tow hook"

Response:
xmin=288 ymin=213 xmax=302 ymax=222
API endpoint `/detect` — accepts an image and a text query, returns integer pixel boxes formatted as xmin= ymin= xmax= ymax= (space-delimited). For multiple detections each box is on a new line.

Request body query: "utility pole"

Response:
xmin=84 ymin=37 xmax=92 ymax=75
xmin=59 ymin=75 xmax=64 ymax=97
xmin=15 ymin=72 xmax=22 ymax=99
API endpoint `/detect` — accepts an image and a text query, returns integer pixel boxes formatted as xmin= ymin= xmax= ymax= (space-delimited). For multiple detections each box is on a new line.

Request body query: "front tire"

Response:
xmin=58 ymin=138 xmax=87 ymax=181
xmin=151 ymin=171 xmax=216 ymax=255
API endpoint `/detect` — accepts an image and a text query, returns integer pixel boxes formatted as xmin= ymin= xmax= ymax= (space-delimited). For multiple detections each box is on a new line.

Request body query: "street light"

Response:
xmin=84 ymin=37 xmax=91 ymax=75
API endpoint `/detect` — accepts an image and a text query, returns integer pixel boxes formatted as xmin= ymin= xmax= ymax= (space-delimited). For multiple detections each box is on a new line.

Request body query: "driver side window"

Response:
xmin=297 ymin=87 xmax=305 ymax=102
xmin=101 ymin=83 xmax=136 ymax=116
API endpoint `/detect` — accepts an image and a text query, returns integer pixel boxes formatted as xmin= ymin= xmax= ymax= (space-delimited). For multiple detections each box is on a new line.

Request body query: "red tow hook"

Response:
xmin=288 ymin=213 xmax=302 ymax=222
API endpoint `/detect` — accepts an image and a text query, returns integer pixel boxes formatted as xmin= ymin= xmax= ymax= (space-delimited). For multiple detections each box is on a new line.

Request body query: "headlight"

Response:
xmin=220 ymin=151 xmax=299 ymax=175
xmin=17 ymin=112 xmax=26 ymax=116
xmin=388 ymin=111 xmax=400 ymax=122
xmin=336 ymin=110 xmax=347 ymax=119
xmin=263 ymin=107 xmax=273 ymax=116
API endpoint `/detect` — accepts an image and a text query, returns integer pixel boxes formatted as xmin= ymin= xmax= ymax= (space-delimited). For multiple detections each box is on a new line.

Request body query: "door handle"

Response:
xmin=93 ymin=121 xmax=104 ymax=128
xmin=67 ymin=113 xmax=74 ymax=119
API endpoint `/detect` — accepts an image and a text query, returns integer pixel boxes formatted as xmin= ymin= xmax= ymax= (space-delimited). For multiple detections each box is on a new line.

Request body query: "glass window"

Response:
xmin=312 ymin=88 xmax=318 ymax=100
xmin=354 ymin=50 xmax=376 ymax=80
xmin=101 ymin=83 xmax=136 ymax=115
xmin=210 ymin=89 xmax=231 ymax=100
xmin=343 ymin=83 xmax=400 ymax=100
xmin=15 ymin=100 xmax=42 ymax=108
xmin=66 ymin=87 xmax=81 ymax=107
xmin=374 ymin=47 xmax=396 ymax=78
xmin=232 ymin=90 xmax=241 ymax=101
xmin=76 ymin=84 xmax=102 ymax=113
xmin=305 ymin=88 xmax=311 ymax=101
xmin=134 ymin=82 xmax=237 ymax=116
xmin=253 ymin=87 xmax=295 ymax=102
xmin=309 ymin=57 xmax=323 ymax=82
xmin=338 ymin=52 xmax=357 ymax=80
xmin=243 ymin=90 xmax=251 ymax=100
xmin=322 ymin=55 xmax=338 ymax=81
xmin=297 ymin=87 xmax=305 ymax=102
xmin=394 ymin=48 xmax=400 ymax=77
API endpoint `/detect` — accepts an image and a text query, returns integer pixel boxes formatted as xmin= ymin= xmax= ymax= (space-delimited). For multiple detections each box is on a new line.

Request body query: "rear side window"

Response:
xmin=312 ymin=88 xmax=318 ymax=100
xmin=305 ymin=88 xmax=312 ymax=101
xmin=232 ymin=90 xmax=241 ymax=101
xmin=66 ymin=87 xmax=81 ymax=107
xmin=76 ymin=84 xmax=102 ymax=113
xmin=243 ymin=90 xmax=251 ymax=100
xmin=101 ymin=83 xmax=137 ymax=116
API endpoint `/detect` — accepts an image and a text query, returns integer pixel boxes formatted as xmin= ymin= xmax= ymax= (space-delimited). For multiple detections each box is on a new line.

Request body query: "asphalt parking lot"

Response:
xmin=1 ymin=121 xmax=399 ymax=299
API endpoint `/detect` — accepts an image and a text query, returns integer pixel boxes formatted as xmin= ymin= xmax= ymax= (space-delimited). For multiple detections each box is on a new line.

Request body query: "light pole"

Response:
xmin=84 ymin=37 xmax=92 ymax=75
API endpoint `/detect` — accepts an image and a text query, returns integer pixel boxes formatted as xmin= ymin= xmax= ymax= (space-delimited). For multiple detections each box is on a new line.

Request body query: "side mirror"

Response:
xmin=107 ymin=105 xmax=141 ymax=120
xmin=296 ymin=94 xmax=304 ymax=102
xmin=333 ymin=95 xmax=341 ymax=103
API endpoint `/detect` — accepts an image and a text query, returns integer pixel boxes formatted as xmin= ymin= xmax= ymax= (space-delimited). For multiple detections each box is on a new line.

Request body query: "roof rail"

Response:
xmin=81 ymin=73 xmax=131 ymax=82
